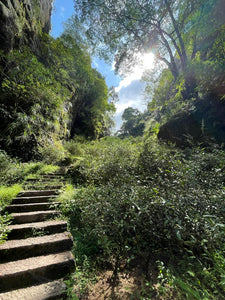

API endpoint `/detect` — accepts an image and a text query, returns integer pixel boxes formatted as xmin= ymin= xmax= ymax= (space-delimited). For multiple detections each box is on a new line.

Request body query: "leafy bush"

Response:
xmin=0 ymin=36 xmax=115 ymax=160
xmin=0 ymin=214 xmax=12 ymax=245
xmin=0 ymin=151 xmax=15 ymax=182
xmin=38 ymin=143 xmax=67 ymax=165
xmin=58 ymin=137 xmax=225 ymax=298
xmin=67 ymin=136 xmax=142 ymax=185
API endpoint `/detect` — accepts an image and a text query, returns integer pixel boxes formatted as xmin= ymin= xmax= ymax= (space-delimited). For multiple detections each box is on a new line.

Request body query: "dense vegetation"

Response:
xmin=1 ymin=136 xmax=225 ymax=298
xmin=0 ymin=0 xmax=225 ymax=299
xmin=0 ymin=33 xmax=115 ymax=160
xmin=54 ymin=136 xmax=225 ymax=299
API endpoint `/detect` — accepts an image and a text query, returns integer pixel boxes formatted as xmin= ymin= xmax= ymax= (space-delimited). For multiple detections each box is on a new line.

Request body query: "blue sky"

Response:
xmin=51 ymin=0 xmax=148 ymax=131
xmin=51 ymin=0 xmax=74 ymax=38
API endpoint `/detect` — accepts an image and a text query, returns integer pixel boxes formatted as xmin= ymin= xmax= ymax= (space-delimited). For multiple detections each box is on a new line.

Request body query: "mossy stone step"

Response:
xmin=0 ymin=279 xmax=67 ymax=300
xmin=17 ymin=190 xmax=59 ymax=197
xmin=0 ymin=251 xmax=75 ymax=293
xmin=26 ymin=178 xmax=66 ymax=182
xmin=24 ymin=185 xmax=64 ymax=190
xmin=0 ymin=232 xmax=73 ymax=263
xmin=11 ymin=210 xmax=60 ymax=224
xmin=7 ymin=220 xmax=68 ymax=239
xmin=12 ymin=195 xmax=58 ymax=204
xmin=6 ymin=202 xmax=60 ymax=213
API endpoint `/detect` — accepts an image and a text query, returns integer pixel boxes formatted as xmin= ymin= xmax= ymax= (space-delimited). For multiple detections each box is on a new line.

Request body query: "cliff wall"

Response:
xmin=0 ymin=0 xmax=53 ymax=51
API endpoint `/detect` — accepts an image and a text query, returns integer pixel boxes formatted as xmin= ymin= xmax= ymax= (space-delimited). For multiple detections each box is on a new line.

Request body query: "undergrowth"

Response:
xmin=0 ymin=184 xmax=22 ymax=244
xmin=0 ymin=150 xmax=60 ymax=185
xmin=58 ymin=136 xmax=225 ymax=299
xmin=0 ymin=149 xmax=60 ymax=243
xmin=1 ymin=137 xmax=225 ymax=298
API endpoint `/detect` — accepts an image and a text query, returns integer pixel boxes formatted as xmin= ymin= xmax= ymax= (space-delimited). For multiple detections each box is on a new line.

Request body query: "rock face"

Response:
xmin=158 ymin=97 xmax=225 ymax=147
xmin=0 ymin=0 xmax=53 ymax=52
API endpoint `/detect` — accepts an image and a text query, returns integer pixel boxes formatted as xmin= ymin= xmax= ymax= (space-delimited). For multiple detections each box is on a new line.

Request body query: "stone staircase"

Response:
xmin=0 ymin=173 xmax=75 ymax=299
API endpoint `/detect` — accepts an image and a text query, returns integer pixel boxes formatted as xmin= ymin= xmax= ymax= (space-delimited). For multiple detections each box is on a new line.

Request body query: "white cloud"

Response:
xmin=112 ymin=52 xmax=155 ymax=131
xmin=92 ymin=59 xmax=99 ymax=69
xmin=115 ymin=71 xmax=142 ymax=93
xmin=113 ymin=80 xmax=147 ymax=131
xmin=115 ymin=52 xmax=155 ymax=93
xmin=60 ymin=6 xmax=65 ymax=18
xmin=115 ymin=100 xmax=137 ymax=114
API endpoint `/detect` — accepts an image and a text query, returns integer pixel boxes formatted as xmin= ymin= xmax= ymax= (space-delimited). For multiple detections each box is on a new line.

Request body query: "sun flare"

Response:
xmin=115 ymin=52 xmax=155 ymax=92
xmin=142 ymin=52 xmax=155 ymax=70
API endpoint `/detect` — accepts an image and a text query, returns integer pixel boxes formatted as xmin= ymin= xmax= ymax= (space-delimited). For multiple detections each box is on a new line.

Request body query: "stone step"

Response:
xmin=0 ymin=232 xmax=73 ymax=263
xmin=6 ymin=202 xmax=60 ymax=213
xmin=7 ymin=220 xmax=68 ymax=240
xmin=11 ymin=210 xmax=60 ymax=224
xmin=17 ymin=190 xmax=59 ymax=197
xmin=24 ymin=185 xmax=64 ymax=191
xmin=0 ymin=251 xmax=75 ymax=293
xmin=26 ymin=178 xmax=66 ymax=182
xmin=12 ymin=195 xmax=58 ymax=204
xmin=24 ymin=184 xmax=64 ymax=188
xmin=0 ymin=279 xmax=67 ymax=300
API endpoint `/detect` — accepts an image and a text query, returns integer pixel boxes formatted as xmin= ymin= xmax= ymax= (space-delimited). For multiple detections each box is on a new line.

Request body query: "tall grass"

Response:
xmin=0 ymin=184 xmax=22 ymax=244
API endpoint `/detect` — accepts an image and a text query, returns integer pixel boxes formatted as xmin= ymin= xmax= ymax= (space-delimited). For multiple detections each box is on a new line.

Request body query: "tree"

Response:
xmin=73 ymin=0 xmax=223 ymax=98
xmin=118 ymin=107 xmax=145 ymax=137
xmin=0 ymin=33 xmax=116 ymax=159
xmin=71 ymin=69 xmax=116 ymax=138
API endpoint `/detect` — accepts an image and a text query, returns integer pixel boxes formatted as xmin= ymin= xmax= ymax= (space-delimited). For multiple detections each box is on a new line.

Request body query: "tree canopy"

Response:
xmin=117 ymin=107 xmax=145 ymax=137
xmin=73 ymin=0 xmax=224 ymax=98
xmin=68 ymin=0 xmax=224 ymax=142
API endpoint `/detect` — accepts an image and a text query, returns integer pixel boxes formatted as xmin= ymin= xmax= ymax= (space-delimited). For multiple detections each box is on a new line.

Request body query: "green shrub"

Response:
xmin=0 ymin=185 xmax=22 ymax=211
xmin=0 ymin=214 xmax=12 ymax=245
xmin=0 ymin=184 xmax=22 ymax=244
xmin=39 ymin=144 xmax=67 ymax=165
xmin=64 ymin=139 xmax=85 ymax=156
xmin=60 ymin=137 xmax=225 ymax=298
xmin=1 ymin=156 xmax=60 ymax=185
xmin=67 ymin=137 xmax=142 ymax=185
xmin=0 ymin=151 xmax=13 ymax=172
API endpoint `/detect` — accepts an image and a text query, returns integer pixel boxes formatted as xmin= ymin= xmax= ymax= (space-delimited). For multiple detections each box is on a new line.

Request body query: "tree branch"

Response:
xmin=164 ymin=0 xmax=188 ymax=71
xmin=157 ymin=27 xmax=179 ymax=78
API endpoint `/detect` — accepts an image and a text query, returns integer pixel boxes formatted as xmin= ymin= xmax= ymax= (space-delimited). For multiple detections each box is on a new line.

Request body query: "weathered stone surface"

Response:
xmin=11 ymin=210 xmax=60 ymax=224
xmin=0 ymin=232 xmax=73 ymax=262
xmin=0 ymin=0 xmax=53 ymax=51
xmin=0 ymin=173 xmax=74 ymax=298
xmin=6 ymin=202 xmax=59 ymax=213
xmin=25 ymin=185 xmax=64 ymax=190
xmin=17 ymin=190 xmax=59 ymax=197
xmin=12 ymin=195 xmax=58 ymax=204
xmin=0 ymin=279 xmax=66 ymax=300
xmin=0 ymin=251 xmax=75 ymax=292
xmin=7 ymin=220 xmax=68 ymax=239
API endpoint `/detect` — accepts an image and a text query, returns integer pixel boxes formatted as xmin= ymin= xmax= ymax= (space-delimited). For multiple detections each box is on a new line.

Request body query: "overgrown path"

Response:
xmin=0 ymin=173 xmax=75 ymax=299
